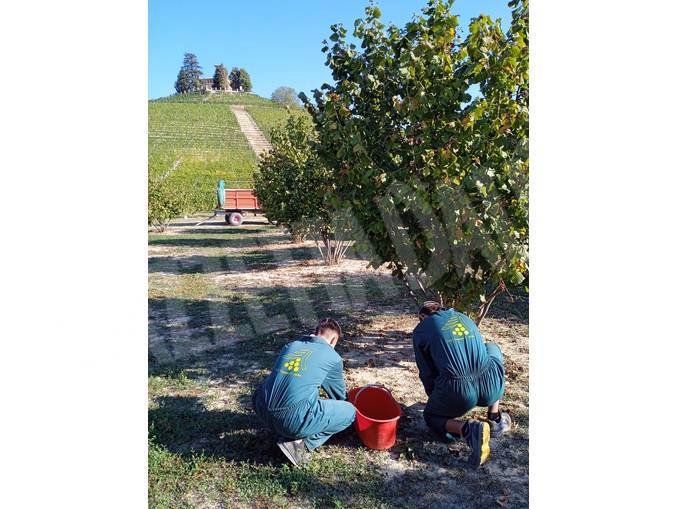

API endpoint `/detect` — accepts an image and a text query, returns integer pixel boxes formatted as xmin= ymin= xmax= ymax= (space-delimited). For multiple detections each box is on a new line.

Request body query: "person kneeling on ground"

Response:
xmin=413 ymin=301 xmax=512 ymax=467
xmin=252 ymin=318 xmax=356 ymax=467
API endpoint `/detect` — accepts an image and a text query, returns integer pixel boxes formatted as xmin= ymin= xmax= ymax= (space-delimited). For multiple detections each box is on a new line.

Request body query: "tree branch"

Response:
xmin=475 ymin=280 xmax=507 ymax=326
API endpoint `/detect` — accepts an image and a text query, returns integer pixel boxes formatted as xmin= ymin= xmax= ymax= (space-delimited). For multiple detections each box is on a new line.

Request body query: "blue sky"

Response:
xmin=149 ymin=0 xmax=513 ymax=100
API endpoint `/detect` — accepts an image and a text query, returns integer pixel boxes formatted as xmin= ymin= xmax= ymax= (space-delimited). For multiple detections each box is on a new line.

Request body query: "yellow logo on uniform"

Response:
xmin=452 ymin=322 xmax=468 ymax=337
xmin=280 ymin=350 xmax=312 ymax=376
xmin=283 ymin=357 xmax=301 ymax=372
xmin=442 ymin=317 xmax=469 ymax=341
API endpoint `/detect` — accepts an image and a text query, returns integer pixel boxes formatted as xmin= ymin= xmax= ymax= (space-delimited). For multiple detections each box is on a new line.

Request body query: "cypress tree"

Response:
xmin=213 ymin=64 xmax=230 ymax=90
xmin=238 ymin=68 xmax=252 ymax=92
xmin=174 ymin=69 xmax=190 ymax=94
xmin=180 ymin=52 xmax=202 ymax=92
xmin=228 ymin=67 xmax=252 ymax=92
xmin=229 ymin=67 xmax=241 ymax=91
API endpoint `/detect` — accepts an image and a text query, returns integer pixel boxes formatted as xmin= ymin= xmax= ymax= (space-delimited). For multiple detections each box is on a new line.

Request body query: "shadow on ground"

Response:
xmin=148 ymin=274 xmax=413 ymax=380
xmin=148 ymin=246 xmax=321 ymax=274
xmin=148 ymin=234 xmax=287 ymax=249
xmin=149 ymin=394 xmax=400 ymax=507
xmin=167 ymin=218 xmax=271 ymax=228
xmin=150 ymin=395 xmax=279 ymax=464
xmin=149 ymin=392 xmax=528 ymax=508
xmin=148 ymin=218 xmax=529 ymax=508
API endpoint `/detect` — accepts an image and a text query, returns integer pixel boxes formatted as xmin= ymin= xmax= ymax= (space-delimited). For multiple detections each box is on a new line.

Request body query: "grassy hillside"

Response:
xmin=151 ymin=92 xmax=274 ymax=106
xmin=149 ymin=101 xmax=256 ymax=211
xmin=148 ymin=92 xmax=304 ymax=214
xmin=245 ymin=104 xmax=308 ymax=140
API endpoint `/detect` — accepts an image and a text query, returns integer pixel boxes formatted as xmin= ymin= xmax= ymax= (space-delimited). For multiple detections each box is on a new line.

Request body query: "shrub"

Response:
xmin=301 ymin=0 xmax=529 ymax=322
xmin=271 ymin=86 xmax=301 ymax=107
xmin=253 ymin=116 xmax=348 ymax=264
xmin=148 ymin=175 xmax=189 ymax=232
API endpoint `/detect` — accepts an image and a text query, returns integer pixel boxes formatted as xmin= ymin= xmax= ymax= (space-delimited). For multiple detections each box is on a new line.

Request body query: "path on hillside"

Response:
xmin=230 ymin=105 xmax=272 ymax=158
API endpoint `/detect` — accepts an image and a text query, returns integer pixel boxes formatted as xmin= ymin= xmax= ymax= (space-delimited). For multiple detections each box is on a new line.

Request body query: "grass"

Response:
xmin=148 ymin=224 xmax=396 ymax=507
xmin=148 ymin=93 xmax=295 ymax=213
xmin=148 ymin=220 xmax=530 ymax=508
xmin=149 ymin=102 xmax=258 ymax=210
xmin=245 ymin=104 xmax=309 ymax=140
xmin=152 ymin=92 xmax=278 ymax=106
xmin=148 ymin=369 xmax=389 ymax=509
xmin=149 ymin=440 xmax=389 ymax=509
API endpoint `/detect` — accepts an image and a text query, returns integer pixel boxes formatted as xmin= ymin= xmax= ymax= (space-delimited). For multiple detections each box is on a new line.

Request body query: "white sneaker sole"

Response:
xmin=277 ymin=440 xmax=306 ymax=467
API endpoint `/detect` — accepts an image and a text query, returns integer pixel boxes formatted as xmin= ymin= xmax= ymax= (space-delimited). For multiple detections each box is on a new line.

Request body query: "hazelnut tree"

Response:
xmin=301 ymin=0 xmax=529 ymax=323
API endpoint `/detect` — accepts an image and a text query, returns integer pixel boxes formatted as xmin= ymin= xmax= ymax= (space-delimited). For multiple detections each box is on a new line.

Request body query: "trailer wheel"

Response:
xmin=228 ymin=212 xmax=244 ymax=226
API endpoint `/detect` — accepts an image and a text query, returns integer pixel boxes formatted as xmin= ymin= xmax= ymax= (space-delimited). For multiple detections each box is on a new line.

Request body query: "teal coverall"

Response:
xmin=252 ymin=335 xmax=356 ymax=451
xmin=412 ymin=309 xmax=505 ymax=435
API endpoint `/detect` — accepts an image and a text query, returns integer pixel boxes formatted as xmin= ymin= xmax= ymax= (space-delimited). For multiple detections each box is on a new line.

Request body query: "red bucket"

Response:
xmin=348 ymin=385 xmax=401 ymax=450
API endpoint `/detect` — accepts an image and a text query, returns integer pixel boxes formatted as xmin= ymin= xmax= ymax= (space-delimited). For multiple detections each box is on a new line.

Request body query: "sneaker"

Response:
xmin=463 ymin=420 xmax=491 ymax=468
xmin=277 ymin=438 xmax=309 ymax=467
xmin=489 ymin=412 xmax=512 ymax=438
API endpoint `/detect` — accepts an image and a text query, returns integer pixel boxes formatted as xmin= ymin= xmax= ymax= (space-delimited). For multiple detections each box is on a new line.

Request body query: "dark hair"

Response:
xmin=418 ymin=301 xmax=444 ymax=317
xmin=315 ymin=318 xmax=342 ymax=340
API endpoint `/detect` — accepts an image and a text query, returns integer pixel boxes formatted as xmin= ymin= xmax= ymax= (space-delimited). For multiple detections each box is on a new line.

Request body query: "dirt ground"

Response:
xmin=148 ymin=214 xmax=529 ymax=509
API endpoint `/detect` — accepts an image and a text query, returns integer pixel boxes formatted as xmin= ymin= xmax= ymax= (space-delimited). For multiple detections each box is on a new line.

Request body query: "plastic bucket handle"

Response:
xmin=353 ymin=384 xmax=400 ymax=422
xmin=354 ymin=384 xmax=388 ymax=402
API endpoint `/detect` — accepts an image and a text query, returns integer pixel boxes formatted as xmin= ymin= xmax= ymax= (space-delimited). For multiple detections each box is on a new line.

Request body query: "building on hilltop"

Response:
xmin=199 ymin=77 xmax=235 ymax=93
xmin=199 ymin=78 xmax=214 ymax=92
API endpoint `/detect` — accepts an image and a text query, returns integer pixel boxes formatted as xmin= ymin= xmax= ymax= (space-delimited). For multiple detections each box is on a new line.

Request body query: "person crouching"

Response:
xmin=252 ymin=318 xmax=356 ymax=466
xmin=413 ymin=301 xmax=512 ymax=467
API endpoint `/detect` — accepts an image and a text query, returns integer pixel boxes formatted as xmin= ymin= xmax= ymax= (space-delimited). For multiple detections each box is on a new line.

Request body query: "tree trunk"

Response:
xmin=290 ymin=232 xmax=305 ymax=244
xmin=475 ymin=281 xmax=507 ymax=326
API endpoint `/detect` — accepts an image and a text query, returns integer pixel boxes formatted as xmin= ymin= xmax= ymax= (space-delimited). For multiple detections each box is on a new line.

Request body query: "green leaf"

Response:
xmin=300 ymin=0 xmax=529 ymax=314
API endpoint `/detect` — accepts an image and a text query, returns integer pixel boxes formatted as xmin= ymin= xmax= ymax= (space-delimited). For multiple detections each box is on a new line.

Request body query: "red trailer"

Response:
xmin=193 ymin=180 xmax=263 ymax=227
xmin=214 ymin=180 xmax=262 ymax=226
